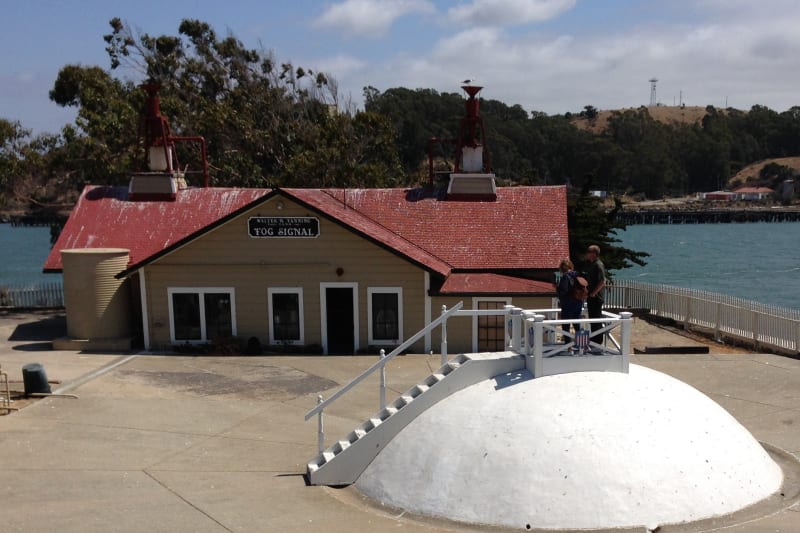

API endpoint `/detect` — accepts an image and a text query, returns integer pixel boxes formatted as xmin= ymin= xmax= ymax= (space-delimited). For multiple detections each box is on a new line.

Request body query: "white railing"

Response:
xmin=304 ymin=301 xmax=466 ymax=451
xmin=305 ymin=301 xmax=633 ymax=453
xmin=607 ymin=280 xmax=800 ymax=353
xmin=0 ymin=282 xmax=64 ymax=308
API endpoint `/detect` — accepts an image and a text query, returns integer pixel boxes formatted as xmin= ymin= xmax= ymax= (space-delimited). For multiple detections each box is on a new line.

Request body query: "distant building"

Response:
xmin=733 ymin=186 xmax=774 ymax=201
xmin=701 ymin=191 xmax=737 ymax=201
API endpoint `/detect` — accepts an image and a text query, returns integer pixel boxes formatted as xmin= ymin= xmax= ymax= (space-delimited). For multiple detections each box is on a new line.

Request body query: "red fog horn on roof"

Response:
xmin=455 ymin=84 xmax=491 ymax=174
xmin=141 ymin=83 xmax=174 ymax=173
xmin=137 ymin=83 xmax=210 ymax=188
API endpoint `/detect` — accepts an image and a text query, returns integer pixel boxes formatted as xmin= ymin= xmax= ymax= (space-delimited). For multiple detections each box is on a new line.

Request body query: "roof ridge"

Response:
xmin=316 ymin=188 xmax=456 ymax=271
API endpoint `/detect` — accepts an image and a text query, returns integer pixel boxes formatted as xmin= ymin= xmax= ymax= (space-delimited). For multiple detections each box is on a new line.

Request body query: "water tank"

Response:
xmin=61 ymin=248 xmax=131 ymax=339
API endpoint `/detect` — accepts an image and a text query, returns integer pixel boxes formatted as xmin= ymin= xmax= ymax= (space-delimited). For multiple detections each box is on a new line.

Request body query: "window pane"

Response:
xmin=478 ymin=301 xmax=505 ymax=351
xmin=204 ymin=292 xmax=232 ymax=340
xmin=372 ymin=292 xmax=399 ymax=340
xmin=173 ymin=293 xmax=201 ymax=340
xmin=273 ymin=293 xmax=300 ymax=341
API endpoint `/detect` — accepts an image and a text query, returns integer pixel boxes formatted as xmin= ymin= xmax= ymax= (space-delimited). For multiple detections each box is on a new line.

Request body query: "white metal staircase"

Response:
xmin=306 ymin=351 xmax=524 ymax=486
xmin=304 ymin=302 xmax=633 ymax=486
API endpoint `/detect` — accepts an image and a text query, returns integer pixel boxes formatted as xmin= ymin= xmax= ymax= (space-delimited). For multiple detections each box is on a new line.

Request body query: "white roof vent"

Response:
xmin=446 ymin=173 xmax=497 ymax=200
xmin=128 ymin=172 xmax=183 ymax=201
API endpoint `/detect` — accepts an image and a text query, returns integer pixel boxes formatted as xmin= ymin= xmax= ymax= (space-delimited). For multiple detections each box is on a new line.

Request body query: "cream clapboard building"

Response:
xmin=45 ymin=182 xmax=568 ymax=355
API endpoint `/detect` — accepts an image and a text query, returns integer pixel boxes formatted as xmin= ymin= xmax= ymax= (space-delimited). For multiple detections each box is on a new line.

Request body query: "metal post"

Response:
xmin=795 ymin=319 xmax=800 ymax=353
xmin=316 ymin=395 xmax=325 ymax=453
xmin=511 ymin=307 xmax=522 ymax=353
xmin=533 ymin=314 xmax=545 ymax=377
xmin=525 ymin=317 xmax=535 ymax=357
xmin=543 ymin=310 xmax=556 ymax=344
xmin=684 ymin=296 xmax=692 ymax=332
xmin=379 ymin=349 xmax=386 ymax=409
xmin=752 ymin=310 xmax=759 ymax=350
xmin=440 ymin=305 xmax=448 ymax=366
xmin=620 ymin=312 xmax=632 ymax=373
xmin=503 ymin=305 xmax=514 ymax=349
xmin=521 ymin=311 xmax=535 ymax=351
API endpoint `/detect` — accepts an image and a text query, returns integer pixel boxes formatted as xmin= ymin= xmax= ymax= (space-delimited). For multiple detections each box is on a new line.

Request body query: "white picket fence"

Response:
xmin=606 ymin=280 xmax=800 ymax=353
xmin=0 ymin=282 xmax=64 ymax=308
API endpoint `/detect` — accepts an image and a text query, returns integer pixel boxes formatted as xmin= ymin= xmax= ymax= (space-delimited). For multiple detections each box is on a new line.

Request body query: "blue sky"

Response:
xmin=3 ymin=0 xmax=800 ymax=134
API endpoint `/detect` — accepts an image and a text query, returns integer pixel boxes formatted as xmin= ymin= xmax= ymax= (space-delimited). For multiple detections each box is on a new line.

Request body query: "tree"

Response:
xmin=0 ymin=118 xmax=75 ymax=213
xmin=49 ymin=18 xmax=403 ymax=189
xmin=581 ymin=105 xmax=599 ymax=120
xmin=568 ymin=178 xmax=648 ymax=276
xmin=49 ymin=65 xmax=140 ymax=185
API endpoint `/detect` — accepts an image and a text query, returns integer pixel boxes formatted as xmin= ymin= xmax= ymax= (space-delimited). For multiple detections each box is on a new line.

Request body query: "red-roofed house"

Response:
xmin=46 ymin=183 xmax=568 ymax=354
xmin=734 ymin=186 xmax=774 ymax=200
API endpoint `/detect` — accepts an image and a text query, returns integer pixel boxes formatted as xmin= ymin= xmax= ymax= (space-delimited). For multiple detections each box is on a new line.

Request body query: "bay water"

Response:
xmin=2 ymin=221 xmax=799 ymax=311
xmin=613 ymin=221 xmax=800 ymax=310
xmin=0 ymin=223 xmax=63 ymax=286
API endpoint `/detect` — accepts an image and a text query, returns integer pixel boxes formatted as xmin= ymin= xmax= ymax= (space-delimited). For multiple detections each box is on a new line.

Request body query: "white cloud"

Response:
xmin=448 ymin=0 xmax=576 ymax=28
xmin=312 ymin=0 xmax=435 ymax=38
xmin=315 ymin=54 xmax=367 ymax=78
xmin=336 ymin=4 xmax=800 ymax=116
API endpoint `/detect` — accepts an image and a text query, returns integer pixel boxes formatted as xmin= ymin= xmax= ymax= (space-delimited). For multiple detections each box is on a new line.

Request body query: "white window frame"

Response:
xmin=267 ymin=287 xmax=305 ymax=345
xmin=167 ymin=287 xmax=237 ymax=344
xmin=471 ymin=296 xmax=511 ymax=353
xmin=367 ymin=287 xmax=403 ymax=346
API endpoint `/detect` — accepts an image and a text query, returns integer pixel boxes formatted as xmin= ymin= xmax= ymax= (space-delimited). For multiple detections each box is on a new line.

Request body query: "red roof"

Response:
xmin=46 ymin=184 xmax=568 ymax=295
xmin=284 ymin=186 xmax=568 ymax=270
xmin=733 ymin=187 xmax=774 ymax=194
xmin=44 ymin=185 xmax=269 ymax=272
xmin=437 ymin=273 xmax=555 ymax=295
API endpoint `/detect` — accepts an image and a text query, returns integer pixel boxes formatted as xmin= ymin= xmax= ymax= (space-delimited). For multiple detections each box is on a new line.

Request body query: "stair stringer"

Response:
xmin=307 ymin=351 xmax=524 ymax=486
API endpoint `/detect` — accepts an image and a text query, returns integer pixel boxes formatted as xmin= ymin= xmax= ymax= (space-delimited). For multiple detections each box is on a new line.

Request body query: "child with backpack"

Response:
xmin=556 ymin=258 xmax=588 ymax=341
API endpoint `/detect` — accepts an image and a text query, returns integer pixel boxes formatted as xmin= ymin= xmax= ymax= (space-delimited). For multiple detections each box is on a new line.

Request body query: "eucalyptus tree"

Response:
xmin=49 ymin=18 xmax=402 ymax=189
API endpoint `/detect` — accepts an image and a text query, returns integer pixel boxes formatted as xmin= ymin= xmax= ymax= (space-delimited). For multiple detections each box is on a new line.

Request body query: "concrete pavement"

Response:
xmin=1 ymin=310 xmax=799 ymax=532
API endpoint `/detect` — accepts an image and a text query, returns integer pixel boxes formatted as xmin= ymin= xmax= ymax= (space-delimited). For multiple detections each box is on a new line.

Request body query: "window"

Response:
xmin=368 ymin=287 xmax=402 ymax=345
xmin=168 ymin=288 xmax=235 ymax=343
xmin=268 ymin=288 xmax=304 ymax=345
xmin=473 ymin=298 xmax=510 ymax=352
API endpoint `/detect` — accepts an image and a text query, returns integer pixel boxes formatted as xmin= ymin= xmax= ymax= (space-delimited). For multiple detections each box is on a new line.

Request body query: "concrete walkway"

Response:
xmin=1 ymin=310 xmax=799 ymax=532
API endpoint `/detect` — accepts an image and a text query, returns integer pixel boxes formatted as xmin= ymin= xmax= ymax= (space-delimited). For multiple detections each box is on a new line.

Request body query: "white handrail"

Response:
xmin=306 ymin=303 xmax=633 ymax=456
xmin=304 ymin=301 xmax=464 ymax=421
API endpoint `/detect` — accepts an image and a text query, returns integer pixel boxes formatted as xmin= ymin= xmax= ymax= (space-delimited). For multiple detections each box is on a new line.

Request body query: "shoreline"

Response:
xmin=617 ymin=207 xmax=800 ymax=224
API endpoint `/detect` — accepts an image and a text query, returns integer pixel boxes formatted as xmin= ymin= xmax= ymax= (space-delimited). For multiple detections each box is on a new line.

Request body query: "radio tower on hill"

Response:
xmin=649 ymin=78 xmax=658 ymax=106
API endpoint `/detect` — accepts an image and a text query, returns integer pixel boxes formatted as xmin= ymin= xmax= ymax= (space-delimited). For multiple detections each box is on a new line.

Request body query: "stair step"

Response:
xmin=337 ymin=439 xmax=351 ymax=451
xmin=379 ymin=406 xmax=397 ymax=419
xmin=441 ymin=361 xmax=461 ymax=375
xmin=307 ymin=462 xmax=320 ymax=473
xmin=322 ymin=451 xmax=335 ymax=463
xmin=354 ymin=428 xmax=367 ymax=439
xmin=393 ymin=394 xmax=413 ymax=408
xmin=413 ymin=384 xmax=429 ymax=395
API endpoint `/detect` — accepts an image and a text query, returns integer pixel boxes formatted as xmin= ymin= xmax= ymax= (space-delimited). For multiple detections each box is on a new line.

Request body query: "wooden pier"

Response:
xmin=617 ymin=208 xmax=800 ymax=225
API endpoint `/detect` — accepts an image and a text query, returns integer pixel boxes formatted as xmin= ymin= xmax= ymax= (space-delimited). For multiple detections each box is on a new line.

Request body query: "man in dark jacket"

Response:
xmin=585 ymin=244 xmax=606 ymax=347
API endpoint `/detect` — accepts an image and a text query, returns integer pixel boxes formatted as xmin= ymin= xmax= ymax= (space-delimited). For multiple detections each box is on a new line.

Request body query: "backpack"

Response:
xmin=569 ymin=271 xmax=589 ymax=300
